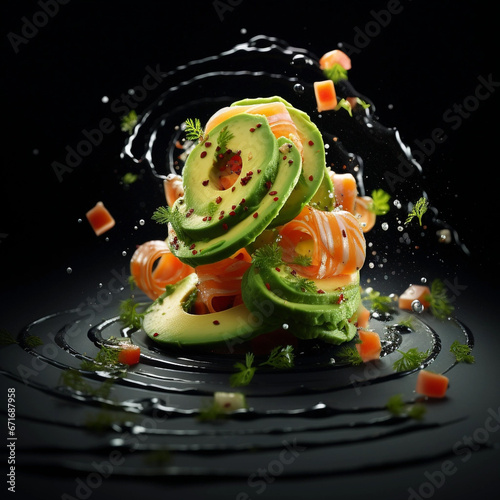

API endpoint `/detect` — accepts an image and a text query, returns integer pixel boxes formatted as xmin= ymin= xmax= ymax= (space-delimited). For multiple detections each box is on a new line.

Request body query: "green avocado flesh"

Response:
xmin=169 ymin=113 xmax=279 ymax=243
xmin=231 ymin=96 xmax=331 ymax=225
xmin=241 ymin=263 xmax=360 ymax=344
xmin=143 ymin=273 xmax=273 ymax=346
xmin=169 ymin=136 xmax=302 ymax=266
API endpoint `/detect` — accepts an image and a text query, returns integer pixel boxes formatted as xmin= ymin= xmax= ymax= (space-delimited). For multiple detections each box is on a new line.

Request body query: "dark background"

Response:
xmin=1 ymin=2 xmax=499 ymax=499
xmin=1 ymin=0 xmax=498 ymax=286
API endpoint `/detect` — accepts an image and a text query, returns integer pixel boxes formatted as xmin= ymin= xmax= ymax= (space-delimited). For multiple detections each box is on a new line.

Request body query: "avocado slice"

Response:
xmin=168 ymin=136 xmax=302 ymax=266
xmin=241 ymin=263 xmax=360 ymax=344
xmin=143 ymin=273 xmax=272 ymax=347
xmin=231 ymin=97 xmax=330 ymax=225
xmin=169 ymin=113 xmax=279 ymax=243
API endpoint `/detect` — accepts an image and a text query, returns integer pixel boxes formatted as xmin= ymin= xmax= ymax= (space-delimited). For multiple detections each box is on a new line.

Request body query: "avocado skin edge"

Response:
xmin=241 ymin=265 xmax=361 ymax=344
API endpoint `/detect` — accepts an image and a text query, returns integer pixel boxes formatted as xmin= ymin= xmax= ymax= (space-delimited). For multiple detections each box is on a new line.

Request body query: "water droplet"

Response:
xmin=381 ymin=222 xmax=389 ymax=231
xmin=420 ymin=277 xmax=427 ymax=284
xmin=139 ymin=219 xmax=145 ymax=226
xmin=98 ymin=282 xmax=103 ymax=288
xmin=101 ymin=96 xmax=109 ymax=103
xmin=282 ymin=323 xmax=289 ymax=330
xmin=293 ymin=83 xmax=304 ymax=94
xmin=397 ymin=226 xmax=404 ymax=232
xmin=121 ymin=251 xmax=127 ymax=257
xmin=66 ymin=267 xmax=72 ymax=274
xmin=77 ymin=218 xmax=82 ymax=223
xmin=411 ymin=299 xmax=424 ymax=313
xmin=240 ymin=28 xmax=247 ymax=34
xmin=393 ymin=199 xmax=402 ymax=209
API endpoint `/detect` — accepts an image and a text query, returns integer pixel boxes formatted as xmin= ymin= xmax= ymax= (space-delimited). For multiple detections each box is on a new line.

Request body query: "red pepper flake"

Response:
xmin=207 ymin=216 xmax=212 ymax=221
xmin=265 ymin=283 xmax=271 ymax=290
xmin=213 ymin=320 xmax=220 ymax=325
xmin=257 ymin=169 xmax=261 ymax=174
xmin=200 ymin=151 xmax=207 ymax=158
xmin=231 ymin=186 xmax=236 ymax=192
xmin=247 ymin=171 xmax=253 ymax=176
xmin=256 ymin=123 xmax=262 ymax=128
xmin=189 ymin=243 xmax=196 ymax=249
xmin=153 ymin=332 xmax=159 ymax=337
xmin=308 ymin=140 xmax=314 ymax=146
xmin=291 ymin=270 xmax=297 ymax=276
xmin=337 ymin=293 xmax=344 ymax=304
xmin=222 ymin=223 xmax=228 ymax=230
xmin=275 ymin=267 xmax=281 ymax=272
xmin=231 ymin=205 xmax=236 ymax=210
xmin=215 ymin=196 xmax=222 ymax=204
xmin=288 ymin=159 xmax=294 ymax=165
xmin=185 ymin=208 xmax=194 ymax=217
xmin=269 ymin=191 xmax=277 ymax=196
xmin=202 ymin=180 xmax=209 ymax=186
xmin=239 ymin=198 xmax=246 ymax=205
xmin=342 ymin=229 xmax=347 ymax=237
xmin=229 ymin=211 xmax=236 ymax=216
xmin=205 ymin=141 xmax=212 ymax=147
xmin=253 ymin=212 xmax=259 ymax=218
xmin=273 ymin=197 xmax=279 ymax=201
xmin=265 ymin=181 xmax=272 ymax=190
xmin=308 ymin=175 xmax=314 ymax=181
xmin=250 ymin=127 xmax=256 ymax=132
xmin=202 ymin=216 xmax=208 ymax=221
xmin=282 ymin=156 xmax=287 ymax=160
xmin=317 ymin=289 xmax=325 ymax=294
xmin=192 ymin=249 xmax=198 ymax=255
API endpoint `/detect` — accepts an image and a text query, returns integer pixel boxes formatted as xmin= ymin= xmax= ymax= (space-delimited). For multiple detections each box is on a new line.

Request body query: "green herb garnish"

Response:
xmin=427 ymin=279 xmax=454 ymax=320
xmin=81 ymin=346 xmax=121 ymax=371
xmin=119 ymin=299 xmax=146 ymax=329
xmin=393 ymin=348 xmax=429 ymax=372
xmin=335 ymin=344 xmax=363 ymax=365
xmin=363 ymin=289 xmax=395 ymax=313
xmin=230 ymin=352 xmax=256 ymax=387
xmin=323 ymin=63 xmax=348 ymax=83
xmin=252 ymin=242 xmax=283 ymax=269
xmin=216 ymin=125 xmax=234 ymax=156
xmin=0 ymin=329 xmax=43 ymax=348
xmin=370 ymin=189 xmax=391 ymax=215
xmin=260 ymin=345 xmax=295 ymax=369
xmin=450 ymin=340 xmax=475 ymax=364
xmin=335 ymin=97 xmax=370 ymax=117
xmin=292 ymin=254 xmax=312 ymax=267
xmin=386 ymin=394 xmax=426 ymax=420
xmin=184 ymin=118 xmax=204 ymax=141
xmin=229 ymin=346 xmax=296 ymax=386
xmin=405 ymin=197 xmax=429 ymax=226
xmin=120 ymin=110 xmax=138 ymax=134
xmin=151 ymin=206 xmax=171 ymax=225
xmin=122 ymin=172 xmax=139 ymax=185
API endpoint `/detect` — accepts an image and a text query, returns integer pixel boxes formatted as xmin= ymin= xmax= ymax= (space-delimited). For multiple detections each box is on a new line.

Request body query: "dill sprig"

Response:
xmin=386 ymin=394 xmax=426 ymax=420
xmin=427 ymin=279 xmax=454 ymax=320
xmin=252 ymin=243 xmax=283 ymax=269
xmin=292 ymin=254 xmax=312 ymax=267
xmin=362 ymin=289 xmax=395 ymax=314
xmin=405 ymin=197 xmax=429 ymax=226
xmin=335 ymin=344 xmax=363 ymax=365
xmin=216 ymin=125 xmax=234 ymax=155
xmin=151 ymin=206 xmax=171 ymax=225
xmin=119 ymin=299 xmax=146 ymax=329
xmin=184 ymin=118 xmax=204 ymax=141
xmin=0 ymin=329 xmax=43 ymax=348
xmin=393 ymin=348 xmax=429 ymax=372
xmin=120 ymin=110 xmax=138 ymax=134
xmin=450 ymin=340 xmax=475 ymax=364
xmin=335 ymin=97 xmax=370 ymax=117
xmin=370 ymin=189 xmax=391 ymax=215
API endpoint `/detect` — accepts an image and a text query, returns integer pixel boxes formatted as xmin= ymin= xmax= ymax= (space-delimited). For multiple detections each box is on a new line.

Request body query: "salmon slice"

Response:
xmin=196 ymin=248 xmax=252 ymax=313
xmin=130 ymin=240 xmax=194 ymax=300
xmin=278 ymin=205 xmax=366 ymax=279
xmin=353 ymin=195 xmax=376 ymax=233
xmin=164 ymin=173 xmax=184 ymax=208
xmin=329 ymin=171 xmax=358 ymax=213
xmin=204 ymin=101 xmax=303 ymax=155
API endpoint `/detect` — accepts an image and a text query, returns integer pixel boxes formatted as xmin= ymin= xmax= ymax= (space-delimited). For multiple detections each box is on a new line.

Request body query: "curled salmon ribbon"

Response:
xmin=130 ymin=240 xmax=194 ymax=300
xmin=278 ymin=205 xmax=366 ymax=279
xmin=196 ymin=249 xmax=252 ymax=313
